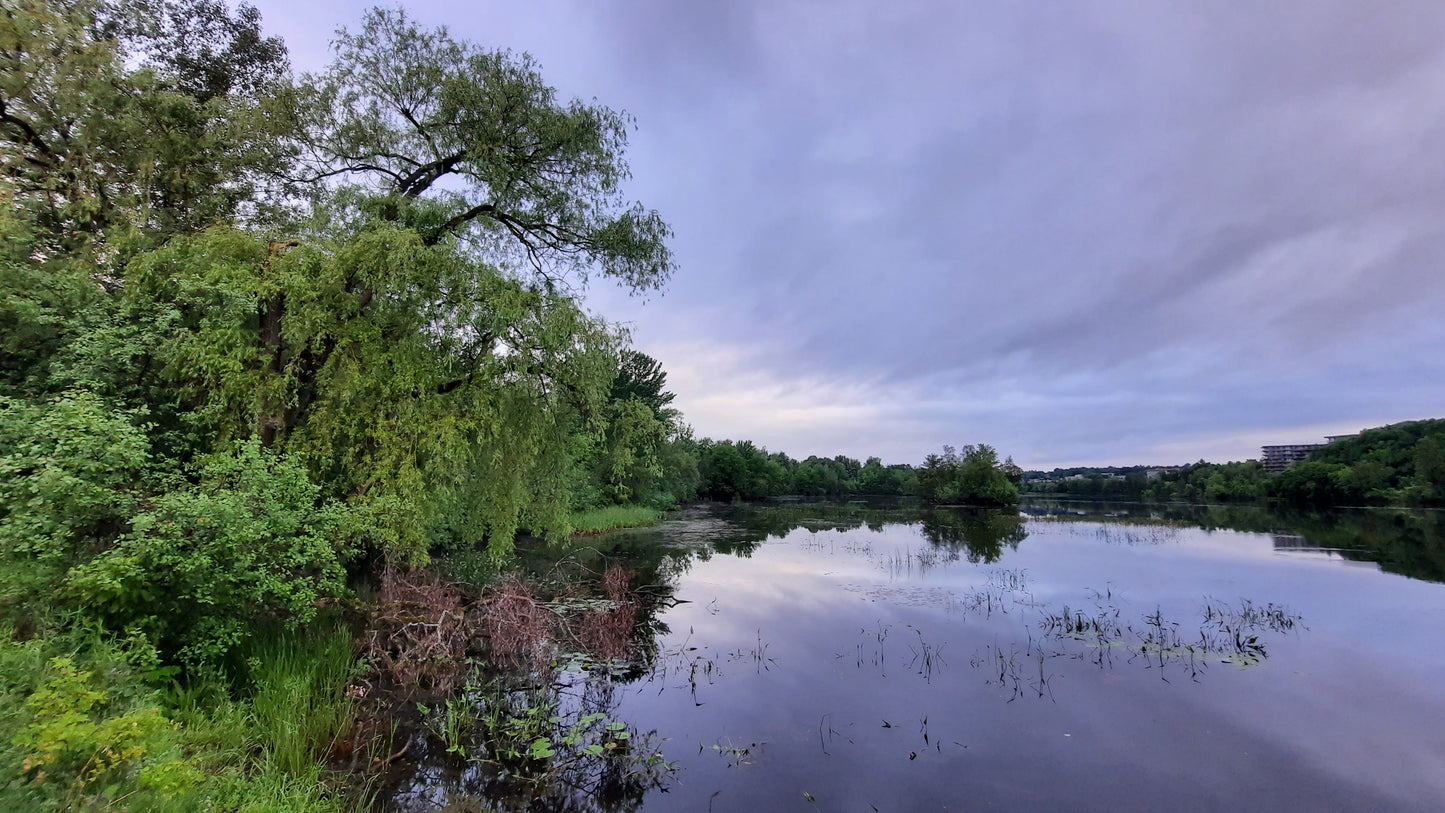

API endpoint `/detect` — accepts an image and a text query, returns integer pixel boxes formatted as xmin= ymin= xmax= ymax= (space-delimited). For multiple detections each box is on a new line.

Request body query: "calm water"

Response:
xmin=391 ymin=501 xmax=1445 ymax=812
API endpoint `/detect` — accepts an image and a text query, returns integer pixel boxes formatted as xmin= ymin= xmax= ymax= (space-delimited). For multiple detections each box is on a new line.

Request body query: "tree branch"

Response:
xmin=0 ymin=97 xmax=57 ymax=166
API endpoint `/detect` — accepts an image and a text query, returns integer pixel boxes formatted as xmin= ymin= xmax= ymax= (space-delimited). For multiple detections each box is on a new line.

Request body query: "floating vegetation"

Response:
xmin=388 ymin=682 xmax=677 ymax=811
xmin=819 ymin=713 xmax=853 ymax=754
xmin=703 ymin=738 xmax=764 ymax=767
xmin=728 ymin=629 xmax=777 ymax=672
xmin=906 ymin=626 xmax=947 ymax=683
xmin=643 ymin=627 xmax=779 ymax=706
xmin=1091 ymin=523 xmax=1182 ymax=546
xmin=1028 ymin=592 xmax=1305 ymax=683
xmin=970 ymin=639 xmax=1056 ymax=702
xmin=1030 ymin=519 xmax=1184 ymax=546
xmin=839 ymin=556 xmax=1305 ymax=700
xmin=882 ymin=545 xmax=960 ymax=578
xmin=956 ymin=585 xmax=1013 ymax=618
xmin=986 ymin=567 xmax=1030 ymax=591
xmin=358 ymin=562 xmax=682 ymax=810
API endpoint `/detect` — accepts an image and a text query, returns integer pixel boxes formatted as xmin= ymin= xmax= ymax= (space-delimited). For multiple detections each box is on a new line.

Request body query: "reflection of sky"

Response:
xmin=617 ymin=518 xmax=1445 ymax=811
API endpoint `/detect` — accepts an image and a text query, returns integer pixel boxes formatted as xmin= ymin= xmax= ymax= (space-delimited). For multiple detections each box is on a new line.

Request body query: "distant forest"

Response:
xmin=1023 ymin=419 xmax=1445 ymax=508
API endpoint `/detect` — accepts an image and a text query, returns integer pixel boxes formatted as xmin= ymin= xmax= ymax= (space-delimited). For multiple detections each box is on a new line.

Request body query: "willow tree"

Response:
xmin=4 ymin=3 xmax=676 ymax=567
xmin=0 ymin=0 xmax=290 ymax=259
xmin=133 ymin=8 xmax=674 ymax=560
xmin=288 ymin=7 xmax=673 ymax=286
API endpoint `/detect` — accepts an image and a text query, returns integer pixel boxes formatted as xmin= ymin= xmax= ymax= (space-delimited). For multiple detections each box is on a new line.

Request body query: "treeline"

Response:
xmin=693 ymin=442 xmax=915 ymax=501
xmin=1023 ymin=462 xmax=1269 ymax=504
xmin=1023 ymin=419 xmax=1445 ymax=508
xmin=607 ymin=433 xmax=1022 ymax=506
xmin=1282 ymin=420 xmax=1445 ymax=507
xmin=638 ymin=440 xmax=1020 ymax=505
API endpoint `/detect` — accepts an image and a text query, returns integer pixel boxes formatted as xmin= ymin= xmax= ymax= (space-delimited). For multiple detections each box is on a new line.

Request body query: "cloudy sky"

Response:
xmin=251 ymin=0 xmax=1445 ymax=469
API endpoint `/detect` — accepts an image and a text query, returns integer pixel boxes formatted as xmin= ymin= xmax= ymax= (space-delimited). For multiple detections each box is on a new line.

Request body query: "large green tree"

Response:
xmin=288 ymin=7 xmax=673 ymax=289
xmin=917 ymin=444 xmax=1019 ymax=506
xmin=0 ymin=0 xmax=290 ymax=256
xmin=0 ymin=1 xmax=677 ymax=659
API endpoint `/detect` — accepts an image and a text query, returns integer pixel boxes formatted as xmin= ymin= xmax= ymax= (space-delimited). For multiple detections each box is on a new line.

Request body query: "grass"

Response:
xmin=0 ymin=621 xmax=361 ymax=813
xmin=247 ymin=621 xmax=357 ymax=776
xmin=569 ymin=505 xmax=664 ymax=535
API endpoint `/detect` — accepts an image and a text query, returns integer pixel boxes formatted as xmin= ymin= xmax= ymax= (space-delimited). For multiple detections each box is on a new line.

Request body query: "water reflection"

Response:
xmin=916 ymin=509 xmax=1028 ymax=561
xmin=1023 ymin=499 xmax=1445 ymax=582
xmin=391 ymin=500 xmax=1445 ymax=812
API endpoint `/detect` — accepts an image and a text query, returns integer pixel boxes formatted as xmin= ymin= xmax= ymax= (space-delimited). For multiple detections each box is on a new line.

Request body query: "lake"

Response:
xmin=387 ymin=500 xmax=1445 ymax=812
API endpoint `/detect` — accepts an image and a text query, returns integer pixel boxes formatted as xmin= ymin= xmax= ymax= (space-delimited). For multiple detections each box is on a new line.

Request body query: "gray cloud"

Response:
xmin=253 ymin=0 xmax=1445 ymax=467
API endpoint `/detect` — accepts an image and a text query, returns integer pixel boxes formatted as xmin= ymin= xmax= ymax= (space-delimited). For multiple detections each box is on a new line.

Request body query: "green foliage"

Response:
xmin=0 ymin=623 xmax=356 ymax=812
xmin=696 ymin=439 xmax=789 ymax=501
xmin=292 ymin=6 xmax=674 ymax=288
xmin=66 ymin=441 xmax=348 ymax=666
xmin=685 ymin=438 xmax=920 ymax=502
xmin=917 ymin=445 xmax=1019 ymax=506
xmin=1023 ymin=420 xmax=1445 ymax=509
xmin=3 ymin=0 xmax=675 ymax=570
xmin=246 ymin=622 xmax=355 ymax=777
xmin=0 ymin=631 xmax=199 ymax=812
xmin=650 ymin=435 xmax=703 ymax=507
xmin=1029 ymin=461 xmax=1268 ymax=504
xmin=1270 ymin=461 xmax=1353 ymax=507
xmin=0 ymin=391 xmax=153 ymax=628
xmin=14 ymin=656 xmax=194 ymax=798
xmin=0 ymin=0 xmax=292 ymax=256
xmin=592 ymin=397 xmax=668 ymax=504
xmin=113 ymin=218 xmax=625 ymax=558
xmin=435 ymin=548 xmax=503 ymax=593
xmin=461 ymin=683 xmax=674 ymax=795
xmin=859 ymin=456 xmax=919 ymax=496
xmin=0 ymin=202 xmax=109 ymax=393
xmin=1301 ymin=419 xmax=1445 ymax=506
xmin=1414 ymin=436 xmax=1445 ymax=504
xmin=609 ymin=350 xmax=676 ymax=419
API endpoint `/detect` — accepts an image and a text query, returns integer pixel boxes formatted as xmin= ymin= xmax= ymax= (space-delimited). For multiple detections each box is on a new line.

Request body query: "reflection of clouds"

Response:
xmin=1271 ymin=534 xmax=1382 ymax=570
xmin=596 ymin=505 xmax=1445 ymax=811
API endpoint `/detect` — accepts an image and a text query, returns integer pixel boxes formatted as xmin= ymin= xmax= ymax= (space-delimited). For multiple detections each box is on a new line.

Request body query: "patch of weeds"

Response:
xmin=465 ymin=682 xmax=677 ymax=801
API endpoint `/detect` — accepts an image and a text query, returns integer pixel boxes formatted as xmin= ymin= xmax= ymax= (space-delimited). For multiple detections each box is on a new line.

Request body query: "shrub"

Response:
xmin=0 ymin=391 xmax=153 ymax=628
xmin=66 ymin=441 xmax=349 ymax=668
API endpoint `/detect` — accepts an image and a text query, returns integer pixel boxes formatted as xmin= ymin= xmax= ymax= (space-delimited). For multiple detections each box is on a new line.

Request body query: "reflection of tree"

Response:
xmin=917 ymin=508 xmax=1029 ymax=562
xmin=1022 ymin=499 xmax=1445 ymax=583
xmin=1279 ymin=510 xmax=1445 ymax=583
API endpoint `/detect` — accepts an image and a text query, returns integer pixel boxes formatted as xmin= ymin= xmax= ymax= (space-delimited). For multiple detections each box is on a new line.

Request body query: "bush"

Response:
xmin=0 ymin=392 xmax=153 ymax=628
xmin=0 ymin=630 xmax=200 ymax=812
xmin=1270 ymin=461 xmax=1352 ymax=507
xmin=66 ymin=441 xmax=350 ymax=668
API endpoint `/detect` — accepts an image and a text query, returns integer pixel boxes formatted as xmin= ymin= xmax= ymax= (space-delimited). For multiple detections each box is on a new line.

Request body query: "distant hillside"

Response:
xmin=1311 ymin=419 xmax=1445 ymax=469
xmin=1273 ymin=419 xmax=1445 ymax=506
xmin=1023 ymin=418 xmax=1445 ymax=508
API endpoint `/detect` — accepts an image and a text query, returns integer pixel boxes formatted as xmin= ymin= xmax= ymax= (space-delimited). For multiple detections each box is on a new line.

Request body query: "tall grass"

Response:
xmin=172 ymin=692 xmax=350 ymax=813
xmin=248 ymin=622 xmax=357 ymax=776
xmin=569 ymin=505 xmax=664 ymax=534
xmin=0 ymin=624 xmax=360 ymax=812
